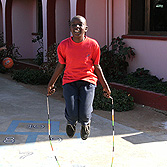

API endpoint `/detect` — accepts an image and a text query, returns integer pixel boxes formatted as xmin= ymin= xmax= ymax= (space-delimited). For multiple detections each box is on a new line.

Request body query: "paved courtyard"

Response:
xmin=0 ymin=74 xmax=167 ymax=167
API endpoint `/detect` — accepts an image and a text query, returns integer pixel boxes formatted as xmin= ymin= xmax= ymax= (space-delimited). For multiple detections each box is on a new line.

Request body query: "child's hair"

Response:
xmin=70 ymin=15 xmax=87 ymax=25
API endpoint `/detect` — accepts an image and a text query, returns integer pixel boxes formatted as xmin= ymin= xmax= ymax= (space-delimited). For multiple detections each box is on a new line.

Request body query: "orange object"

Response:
xmin=2 ymin=57 xmax=14 ymax=69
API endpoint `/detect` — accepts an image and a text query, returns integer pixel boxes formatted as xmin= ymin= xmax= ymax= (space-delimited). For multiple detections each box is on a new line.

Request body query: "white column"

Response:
xmin=70 ymin=0 xmax=77 ymax=20
xmin=1 ymin=0 xmax=6 ymax=43
xmin=106 ymin=0 xmax=113 ymax=46
xmin=106 ymin=0 xmax=108 ymax=46
xmin=42 ymin=0 xmax=47 ymax=62
xmin=108 ymin=0 xmax=113 ymax=44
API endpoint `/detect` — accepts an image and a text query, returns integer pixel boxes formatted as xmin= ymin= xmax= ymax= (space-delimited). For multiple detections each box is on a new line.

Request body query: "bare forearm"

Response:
xmin=94 ymin=64 xmax=111 ymax=97
xmin=94 ymin=65 xmax=109 ymax=88
xmin=48 ymin=63 xmax=65 ymax=87
xmin=47 ymin=63 xmax=65 ymax=96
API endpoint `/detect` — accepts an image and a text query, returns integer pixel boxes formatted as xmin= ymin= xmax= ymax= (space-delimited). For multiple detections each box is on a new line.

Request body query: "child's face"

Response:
xmin=70 ymin=17 xmax=88 ymax=40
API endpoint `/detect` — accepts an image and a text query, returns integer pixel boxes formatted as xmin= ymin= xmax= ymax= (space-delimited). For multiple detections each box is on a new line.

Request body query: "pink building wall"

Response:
xmin=86 ymin=0 xmax=107 ymax=47
xmin=12 ymin=0 xmax=38 ymax=59
xmin=56 ymin=0 xmax=70 ymax=43
xmin=1 ymin=0 xmax=167 ymax=81
xmin=126 ymin=39 xmax=167 ymax=81
xmin=113 ymin=0 xmax=126 ymax=37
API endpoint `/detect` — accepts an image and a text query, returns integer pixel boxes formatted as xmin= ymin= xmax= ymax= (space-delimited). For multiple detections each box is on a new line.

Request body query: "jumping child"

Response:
xmin=47 ymin=15 xmax=111 ymax=140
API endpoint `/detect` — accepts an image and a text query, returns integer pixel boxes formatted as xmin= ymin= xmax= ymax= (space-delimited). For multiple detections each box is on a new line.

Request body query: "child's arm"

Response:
xmin=94 ymin=64 xmax=111 ymax=98
xmin=0 ymin=47 xmax=6 ymax=51
xmin=47 ymin=62 xmax=65 ymax=96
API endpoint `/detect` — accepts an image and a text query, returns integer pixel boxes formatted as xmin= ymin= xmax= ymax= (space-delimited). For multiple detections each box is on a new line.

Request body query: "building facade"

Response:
xmin=0 ymin=0 xmax=167 ymax=80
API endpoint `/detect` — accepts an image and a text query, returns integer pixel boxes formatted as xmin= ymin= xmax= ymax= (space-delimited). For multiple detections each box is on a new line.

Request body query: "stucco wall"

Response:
xmin=2 ymin=0 xmax=166 ymax=81
xmin=86 ymin=0 xmax=107 ymax=47
xmin=12 ymin=0 xmax=37 ymax=59
xmin=125 ymin=39 xmax=167 ymax=81
xmin=56 ymin=0 xmax=70 ymax=43
xmin=113 ymin=0 xmax=126 ymax=37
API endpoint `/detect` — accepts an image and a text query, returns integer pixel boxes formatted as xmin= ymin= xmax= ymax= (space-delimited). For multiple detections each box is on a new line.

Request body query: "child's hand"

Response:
xmin=103 ymin=87 xmax=111 ymax=99
xmin=47 ymin=85 xmax=56 ymax=96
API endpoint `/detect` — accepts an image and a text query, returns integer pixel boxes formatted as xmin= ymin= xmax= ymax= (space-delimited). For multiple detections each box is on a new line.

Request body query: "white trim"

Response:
xmin=42 ymin=0 xmax=47 ymax=62
xmin=1 ymin=0 xmax=6 ymax=43
xmin=106 ymin=0 xmax=113 ymax=46
xmin=70 ymin=0 xmax=77 ymax=20
xmin=125 ymin=0 xmax=128 ymax=34
xmin=108 ymin=0 xmax=112 ymax=44
xmin=106 ymin=0 xmax=108 ymax=45
xmin=70 ymin=0 xmax=77 ymax=36
xmin=106 ymin=0 xmax=113 ymax=45
xmin=106 ymin=0 xmax=109 ymax=45
xmin=85 ymin=0 xmax=87 ymax=18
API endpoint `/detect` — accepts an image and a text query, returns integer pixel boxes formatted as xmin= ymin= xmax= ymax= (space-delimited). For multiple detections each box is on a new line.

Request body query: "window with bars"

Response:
xmin=128 ymin=0 xmax=167 ymax=36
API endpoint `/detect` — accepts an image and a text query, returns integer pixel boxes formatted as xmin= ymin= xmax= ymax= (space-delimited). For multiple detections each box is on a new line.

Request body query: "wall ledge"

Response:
xmin=110 ymin=82 xmax=167 ymax=112
xmin=14 ymin=60 xmax=40 ymax=70
xmin=122 ymin=35 xmax=167 ymax=41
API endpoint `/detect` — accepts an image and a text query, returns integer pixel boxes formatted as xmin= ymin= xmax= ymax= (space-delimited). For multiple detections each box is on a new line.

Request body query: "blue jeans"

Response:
xmin=63 ymin=80 xmax=96 ymax=126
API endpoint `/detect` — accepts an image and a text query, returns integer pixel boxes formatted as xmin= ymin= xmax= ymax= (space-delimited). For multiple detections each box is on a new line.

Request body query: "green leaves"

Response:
xmin=11 ymin=68 xmax=51 ymax=85
xmin=93 ymin=85 xmax=134 ymax=112
xmin=32 ymin=33 xmax=43 ymax=65
xmin=100 ymin=37 xmax=135 ymax=81
xmin=40 ymin=43 xmax=59 ymax=75
xmin=114 ymin=68 xmax=167 ymax=96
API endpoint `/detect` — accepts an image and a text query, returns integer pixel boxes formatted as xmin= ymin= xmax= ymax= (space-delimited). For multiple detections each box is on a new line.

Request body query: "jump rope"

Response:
xmin=46 ymin=95 xmax=115 ymax=167
xmin=46 ymin=96 xmax=61 ymax=167
xmin=110 ymin=96 xmax=115 ymax=167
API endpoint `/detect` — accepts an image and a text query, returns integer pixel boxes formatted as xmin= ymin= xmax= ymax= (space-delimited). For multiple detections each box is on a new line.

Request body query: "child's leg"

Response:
xmin=78 ymin=81 xmax=96 ymax=140
xmin=63 ymin=83 xmax=79 ymax=126
xmin=63 ymin=81 xmax=95 ymax=125
xmin=63 ymin=81 xmax=96 ymax=139
xmin=78 ymin=82 xmax=96 ymax=125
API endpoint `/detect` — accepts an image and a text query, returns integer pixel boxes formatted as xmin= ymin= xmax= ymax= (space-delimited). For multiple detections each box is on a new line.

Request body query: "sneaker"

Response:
xmin=66 ymin=124 xmax=76 ymax=138
xmin=81 ymin=123 xmax=90 ymax=140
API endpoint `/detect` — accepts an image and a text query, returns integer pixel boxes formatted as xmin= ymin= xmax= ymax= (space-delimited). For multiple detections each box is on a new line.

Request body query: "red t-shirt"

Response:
xmin=57 ymin=36 xmax=100 ymax=85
